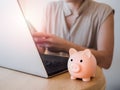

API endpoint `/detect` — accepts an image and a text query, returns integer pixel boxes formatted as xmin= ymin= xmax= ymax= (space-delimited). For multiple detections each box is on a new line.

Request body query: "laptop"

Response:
xmin=0 ymin=0 xmax=68 ymax=78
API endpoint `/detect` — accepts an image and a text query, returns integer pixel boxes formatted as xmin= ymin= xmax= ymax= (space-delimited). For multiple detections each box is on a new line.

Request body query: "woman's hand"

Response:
xmin=32 ymin=32 xmax=70 ymax=53
xmin=27 ymin=22 xmax=46 ymax=54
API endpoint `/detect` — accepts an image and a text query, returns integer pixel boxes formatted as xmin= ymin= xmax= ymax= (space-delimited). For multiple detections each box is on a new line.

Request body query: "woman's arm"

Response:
xmin=64 ymin=13 xmax=114 ymax=69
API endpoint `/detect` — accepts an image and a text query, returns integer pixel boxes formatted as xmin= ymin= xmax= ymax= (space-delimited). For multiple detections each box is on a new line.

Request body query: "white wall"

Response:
xmin=18 ymin=0 xmax=53 ymax=31
xmin=96 ymin=0 xmax=120 ymax=90
xmin=18 ymin=0 xmax=50 ymax=31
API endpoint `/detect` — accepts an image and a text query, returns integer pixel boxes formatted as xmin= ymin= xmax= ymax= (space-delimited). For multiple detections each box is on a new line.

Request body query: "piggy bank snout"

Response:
xmin=70 ymin=64 xmax=80 ymax=73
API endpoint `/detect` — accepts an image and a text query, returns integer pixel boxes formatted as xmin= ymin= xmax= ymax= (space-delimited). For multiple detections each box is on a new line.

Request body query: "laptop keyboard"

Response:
xmin=40 ymin=54 xmax=68 ymax=76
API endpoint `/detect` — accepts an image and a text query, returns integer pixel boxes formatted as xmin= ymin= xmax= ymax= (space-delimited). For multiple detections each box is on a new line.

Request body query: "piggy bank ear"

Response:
xmin=83 ymin=49 xmax=91 ymax=58
xmin=69 ymin=48 xmax=77 ymax=56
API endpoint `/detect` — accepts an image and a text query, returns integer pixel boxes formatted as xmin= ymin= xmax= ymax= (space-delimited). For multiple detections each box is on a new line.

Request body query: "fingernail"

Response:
xmin=34 ymin=38 xmax=38 ymax=42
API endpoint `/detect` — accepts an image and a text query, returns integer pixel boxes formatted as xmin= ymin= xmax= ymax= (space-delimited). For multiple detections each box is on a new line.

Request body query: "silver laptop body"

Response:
xmin=0 ymin=0 xmax=68 ymax=78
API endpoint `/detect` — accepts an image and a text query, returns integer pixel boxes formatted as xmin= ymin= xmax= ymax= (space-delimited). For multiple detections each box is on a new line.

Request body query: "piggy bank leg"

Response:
xmin=71 ymin=76 xmax=76 ymax=80
xmin=83 ymin=78 xmax=90 ymax=82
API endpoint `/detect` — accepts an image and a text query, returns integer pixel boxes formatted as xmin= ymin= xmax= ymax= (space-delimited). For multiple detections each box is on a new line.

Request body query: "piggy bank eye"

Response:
xmin=80 ymin=60 xmax=83 ymax=63
xmin=70 ymin=59 xmax=73 ymax=62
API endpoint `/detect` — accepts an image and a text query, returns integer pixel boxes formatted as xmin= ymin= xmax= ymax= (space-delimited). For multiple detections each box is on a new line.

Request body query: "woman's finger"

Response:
xmin=32 ymin=32 xmax=50 ymax=38
xmin=37 ymin=43 xmax=52 ymax=48
xmin=35 ymin=37 xmax=53 ymax=44
xmin=36 ymin=44 xmax=45 ymax=54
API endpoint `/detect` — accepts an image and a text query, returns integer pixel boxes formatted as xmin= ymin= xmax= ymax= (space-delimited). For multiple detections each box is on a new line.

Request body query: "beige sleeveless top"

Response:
xmin=40 ymin=0 xmax=113 ymax=53
xmin=39 ymin=1 xmax=108 ymax=87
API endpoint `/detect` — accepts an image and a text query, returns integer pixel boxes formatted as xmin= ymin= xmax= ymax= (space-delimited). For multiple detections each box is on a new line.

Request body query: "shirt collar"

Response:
xmin=63 ymin=0 xmax=90 ymax=16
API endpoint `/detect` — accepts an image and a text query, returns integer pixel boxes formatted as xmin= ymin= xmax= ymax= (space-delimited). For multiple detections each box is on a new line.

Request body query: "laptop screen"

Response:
xmin=0 ymin=0 xmax=48 ymax=77
xmin=17 ymin=0 xmax=69 ymax=76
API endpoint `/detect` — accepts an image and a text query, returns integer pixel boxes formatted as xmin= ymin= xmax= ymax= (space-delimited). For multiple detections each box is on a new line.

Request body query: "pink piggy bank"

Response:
xmin=68 ymin=48 xmax=97 ymax=81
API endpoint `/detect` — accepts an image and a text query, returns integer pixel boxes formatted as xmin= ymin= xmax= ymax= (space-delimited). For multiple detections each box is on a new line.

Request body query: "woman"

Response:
xmin=32 ymin=0 xmax=114 ymax=69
